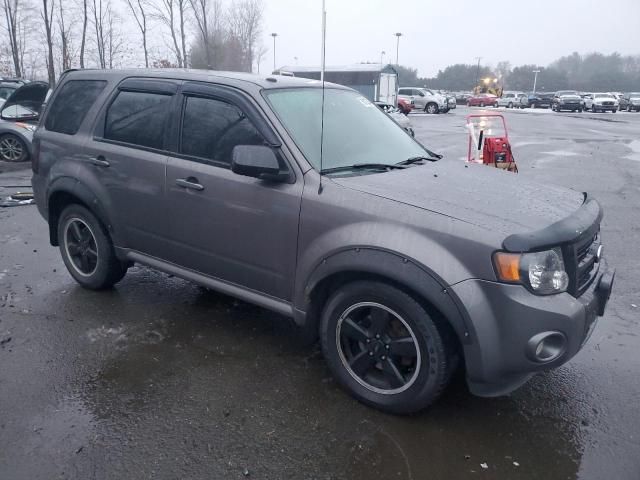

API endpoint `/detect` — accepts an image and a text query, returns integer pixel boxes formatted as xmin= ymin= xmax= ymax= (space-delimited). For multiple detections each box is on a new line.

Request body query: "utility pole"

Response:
xmin=532 ymin=69 xmax=541 ymax=93
xmin=474 ymin=56 xmax=482 ymax=88
xmin=380 ymin=50 xmax=385 ymax=65
xmin=394 ymin=33 xmax=402 ymax=65
xmin=271 ymin=33 xmax=278 ymax=71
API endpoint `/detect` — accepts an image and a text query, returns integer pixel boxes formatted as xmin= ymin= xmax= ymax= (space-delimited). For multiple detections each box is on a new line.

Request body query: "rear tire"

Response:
xmin=319 ymin=280 xmax=452 ymax=414
xmin=57 ymin=204 xmax=128 ymax=290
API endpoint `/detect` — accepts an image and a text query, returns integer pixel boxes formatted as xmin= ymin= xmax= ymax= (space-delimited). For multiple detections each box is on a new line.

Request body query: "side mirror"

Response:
xmin=231 ymin=145 xmax=289 ymax=182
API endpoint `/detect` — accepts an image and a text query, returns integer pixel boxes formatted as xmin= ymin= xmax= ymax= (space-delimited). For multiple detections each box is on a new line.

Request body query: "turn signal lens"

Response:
xmin=493 ymin=252 xmax=521 ymax=282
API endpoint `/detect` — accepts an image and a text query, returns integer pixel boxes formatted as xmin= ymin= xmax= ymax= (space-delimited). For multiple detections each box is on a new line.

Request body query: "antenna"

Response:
xmin=318 ymin=0 xmax=327 ymax=194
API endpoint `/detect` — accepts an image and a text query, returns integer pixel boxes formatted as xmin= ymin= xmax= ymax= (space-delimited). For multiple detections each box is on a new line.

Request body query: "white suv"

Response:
xmin=583 ymin=93 xmax=619 ymax=113
xmin=495 ymin=91 xmax=526 ymax=108
xmin=398 ymin=87 xmax=449 ymax=114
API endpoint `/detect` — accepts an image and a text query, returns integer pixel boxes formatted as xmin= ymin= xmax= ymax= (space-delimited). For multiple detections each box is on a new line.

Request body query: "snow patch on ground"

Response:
xmin=540 ymin=150 xmax=580 ymax=157
xmin=626 ymin=139 xmax=640 ymax=161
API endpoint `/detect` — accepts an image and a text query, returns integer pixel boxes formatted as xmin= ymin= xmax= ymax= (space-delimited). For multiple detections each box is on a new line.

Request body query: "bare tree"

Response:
xmin=90 ymin=0 xmax=110 ymax=68
xmin=152 ymin=0 xmax=183 ymax=67
xmin=125 ymin=0 xmax=149 ymax=68
xmin=189 ymin=0 xmax=218 ymax=69
xmin=57 ymin=0 xmax=72 ymax=70
xmin=41 ymin=0 xmax=55 ymax=85
xmin=227 ymin=0 xmax=263 ymax=72
xmin=177 ymin=0 xmax=187 ymax=67
xmin=79 ymin=0 xmax=87 ymax=68
xmin=105 ymin=6 xmax=122 ymax=68
xmin=2 ymin=0 xmax=23 ymax=76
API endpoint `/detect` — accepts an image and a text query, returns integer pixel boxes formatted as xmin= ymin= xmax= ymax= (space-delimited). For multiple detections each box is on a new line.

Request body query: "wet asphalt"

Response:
xmin=1 ymin=107 xmax=639 ymax=480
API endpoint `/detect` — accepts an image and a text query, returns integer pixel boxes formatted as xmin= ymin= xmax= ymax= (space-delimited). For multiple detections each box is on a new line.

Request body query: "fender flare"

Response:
xmin=46 ymin=177 xmax=120 ymax=246
xmin=295 ymin=247 xmax=474 ymax=345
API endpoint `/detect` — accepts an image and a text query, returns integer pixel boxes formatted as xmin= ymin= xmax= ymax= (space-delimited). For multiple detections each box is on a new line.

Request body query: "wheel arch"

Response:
xmin=47 ymin=178 xmax=118 ymax=248
xmin=294 ymin=247 xmax=474 ymax=348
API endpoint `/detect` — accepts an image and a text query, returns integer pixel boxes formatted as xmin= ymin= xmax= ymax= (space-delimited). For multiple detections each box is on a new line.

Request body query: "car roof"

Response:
xmin=0 ymin=82 xmax=19 ymax=88
xmin=63 ymin=68 xmax=349 ymax=91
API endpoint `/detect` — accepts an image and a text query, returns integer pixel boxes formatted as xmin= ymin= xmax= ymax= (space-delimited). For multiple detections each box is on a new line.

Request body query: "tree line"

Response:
xmin=396 ymin=52 xmax=640 ymax=92
xmin=1 ymin=0 xmax=265 ymax=86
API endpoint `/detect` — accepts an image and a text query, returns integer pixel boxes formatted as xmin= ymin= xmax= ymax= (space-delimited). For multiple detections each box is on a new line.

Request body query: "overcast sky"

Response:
xmin=257 ymin=0 xmax=640 ymax=76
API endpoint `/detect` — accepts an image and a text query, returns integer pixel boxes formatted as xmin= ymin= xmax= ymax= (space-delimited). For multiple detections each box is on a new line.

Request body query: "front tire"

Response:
xmin=319 ymin=281 xmax=452 ymax=414
xmin=0 ymin=133 xmax=28 ymax=162
xmin=58 ymin=204 xmax=128 ymax=290
xmin=425 ymin=103 xmax=439 ymax=114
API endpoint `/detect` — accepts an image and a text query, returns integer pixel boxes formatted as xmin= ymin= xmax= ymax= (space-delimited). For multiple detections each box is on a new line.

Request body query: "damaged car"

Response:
xmin=0 ymin=81 xmax=48 ymax=162
xmin=32 ymin=70 xmax=615 ymax=414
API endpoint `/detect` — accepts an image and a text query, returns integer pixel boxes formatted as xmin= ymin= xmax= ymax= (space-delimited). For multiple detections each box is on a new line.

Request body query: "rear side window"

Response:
xmin=180 ymin=96 xmax=265 ymax=165
xmin=45 ymin=80 xmax=107 ymax=134
xmin=104 ymin=90 xmax=172 ymax=149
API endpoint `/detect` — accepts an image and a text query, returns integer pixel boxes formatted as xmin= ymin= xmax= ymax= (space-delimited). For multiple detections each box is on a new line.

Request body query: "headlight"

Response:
xmin=493 ymin=248 xmax=569 ymax=295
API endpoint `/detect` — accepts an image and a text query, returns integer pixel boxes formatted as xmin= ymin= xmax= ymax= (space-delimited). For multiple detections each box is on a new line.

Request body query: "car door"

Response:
xmin=85 ymin=78 xmax=179 ymax=258
xmin=163 ymin=82 xmax=303 ymax=301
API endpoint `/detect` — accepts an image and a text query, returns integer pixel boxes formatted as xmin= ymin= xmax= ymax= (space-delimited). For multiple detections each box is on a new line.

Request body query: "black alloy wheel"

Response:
xmin=320 ymin=281 xmax=453 ymax=414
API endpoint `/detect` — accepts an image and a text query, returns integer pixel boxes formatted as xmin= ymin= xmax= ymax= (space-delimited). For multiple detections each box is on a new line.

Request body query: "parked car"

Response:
xmin=583 ymin=93 xmax=619 ymax=113
xmin=455 ymin=93 xmax=472 ymax=105
xmin=32 ymin=69 xmax=614 ymax=414
xmin=375 ymin=102 xmax=415 ymax=136
xmin=396 ymin=97 xmax=413 ymax=115
xmin=0 ymin=81 xmax=48 ymax=162
xmin=437 ymin=90 xmax=457 ymax=110
xmin=467 ymin=93 xmax=497 ymax=107
xmin=619 ymin=92 xmax=640 ymax=112
xmin=527 ymin=92 xmax=554 ymax=108
xmin=398 ymin=87 xmax=448 ymax=114
xmin=552 ymin=91 xmax=584 ymax=112
xmin=495 ymin=91 xmax=524 ymax=108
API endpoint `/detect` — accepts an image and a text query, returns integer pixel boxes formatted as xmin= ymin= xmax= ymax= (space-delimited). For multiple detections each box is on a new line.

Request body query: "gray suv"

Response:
xmin=32 ymin=69 xmax=614 ymax=414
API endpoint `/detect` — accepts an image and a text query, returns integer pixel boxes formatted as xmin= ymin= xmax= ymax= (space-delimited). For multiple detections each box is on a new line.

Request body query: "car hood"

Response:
xmin=332 ymin=160 xmax=585 ymax=236
xmin=594 ymin=97 xmax=615 ymax=103
xmin=559 ymin=95 xmax=581 ymax=100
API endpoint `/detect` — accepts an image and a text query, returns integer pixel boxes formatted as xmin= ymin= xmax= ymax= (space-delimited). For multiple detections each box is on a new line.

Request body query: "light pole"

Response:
xmin=532 ymin=69 xmax=541 ymax=93
xmin=271 ymin=33 xmax=278 ymax=71
xmin=394 ymin=33 xmax=402 ymax=65
xmin=474 ymin=56 xmax=482 ymax=89
xmin=380 ymin=50 xmax=386 ymax=65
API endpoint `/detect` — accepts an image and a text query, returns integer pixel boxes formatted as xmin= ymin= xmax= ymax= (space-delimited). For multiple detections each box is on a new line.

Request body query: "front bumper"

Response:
xmin=451 ymin=259 xmax=614 ymax=397
xmin=556 ymin=103 xmax=582 ymax=110
xmin=592 ymin=104 xmax=617 ymax=110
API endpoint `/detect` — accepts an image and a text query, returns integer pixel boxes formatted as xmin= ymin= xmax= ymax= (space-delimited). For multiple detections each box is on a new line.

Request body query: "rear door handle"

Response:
xmin=175 ymin=177 xmax=204 ymax=191
xmin=89 ymin=156 xmax=110 ymax=167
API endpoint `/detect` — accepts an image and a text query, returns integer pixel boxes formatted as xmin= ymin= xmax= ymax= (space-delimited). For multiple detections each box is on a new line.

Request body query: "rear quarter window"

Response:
xmin=45 ymin=80 xmax=107 ymax=135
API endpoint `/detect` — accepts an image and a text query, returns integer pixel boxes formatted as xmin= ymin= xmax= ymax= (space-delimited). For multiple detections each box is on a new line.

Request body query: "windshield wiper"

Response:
xmin=321 ymin=163 xmax=406 ymax=174
xmin=396 ymin=155 xmax=441 ymax=166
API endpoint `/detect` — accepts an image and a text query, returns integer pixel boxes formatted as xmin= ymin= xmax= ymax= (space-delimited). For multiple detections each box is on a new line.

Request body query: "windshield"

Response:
xmin=594 ymin=93 xmax=614 ymax=99
xmin=264 ymin=88 xmax=427 ymax=171
xmin=628 ymin=93 xmax=640 ymax=98
xmin=557 ymin=91 xmax=578 ymax=96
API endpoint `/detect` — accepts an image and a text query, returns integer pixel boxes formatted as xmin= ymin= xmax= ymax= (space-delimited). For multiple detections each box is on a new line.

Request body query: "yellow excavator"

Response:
xmin=473 ymin=77 xmax=502 ymax=96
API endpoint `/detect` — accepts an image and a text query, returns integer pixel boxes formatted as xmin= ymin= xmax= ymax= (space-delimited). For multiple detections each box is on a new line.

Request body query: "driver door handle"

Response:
xmin=175 ymin=177 xmax=204 ymax=191
xmin=89 ymin=155 xmax=110 ymax=167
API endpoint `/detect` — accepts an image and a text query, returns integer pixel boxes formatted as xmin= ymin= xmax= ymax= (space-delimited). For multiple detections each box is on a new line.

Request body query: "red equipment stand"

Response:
xmin=465 ymin=114 xmax=518 ymax=173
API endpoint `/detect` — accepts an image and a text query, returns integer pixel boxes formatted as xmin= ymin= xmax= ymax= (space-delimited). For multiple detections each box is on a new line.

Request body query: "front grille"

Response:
xmin=567 ymin=232 xmax=600 ymax=297
xmin=602 ymin=101 xmax=614 ymax=106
